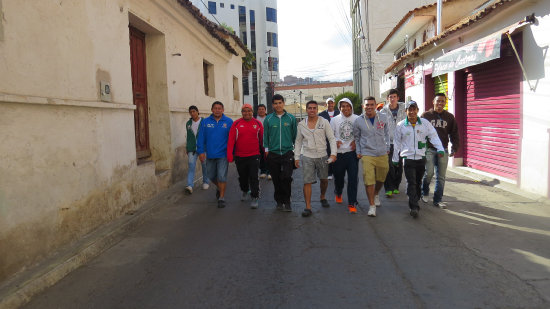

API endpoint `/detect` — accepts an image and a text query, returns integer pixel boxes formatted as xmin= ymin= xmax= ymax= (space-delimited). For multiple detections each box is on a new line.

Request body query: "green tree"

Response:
xmin=334 ymin=92 xmax=362 ymax=115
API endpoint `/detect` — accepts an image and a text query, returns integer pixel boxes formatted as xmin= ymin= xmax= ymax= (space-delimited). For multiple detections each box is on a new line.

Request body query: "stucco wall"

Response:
xmin=0 ymin=0 xmax=244 ymax=283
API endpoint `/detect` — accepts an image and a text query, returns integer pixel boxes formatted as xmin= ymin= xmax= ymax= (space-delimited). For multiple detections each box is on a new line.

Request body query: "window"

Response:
xmin=239 ymin=6 xmax=247 ymax=45
xmin=266 ymin=7 xmax=277 ymax=23
xmin=267 ymin=32 xmax=278 ymax=47
xmin=231 ymin=4 xmax=235 ymax=9
xmin=242 ymin=75 xmax=249 ymax=95
xmin=203 ymin=60 xmax=215 ymax=97
xmin=220 ymin=3 xmax=224 ymax=8
xmin=208 ymin=1 xmax=216 ymax=14
xmin=233 ymin=76 xmax=240 ymax=100
xmin=268 ymin=57 xmax=279 ymax=72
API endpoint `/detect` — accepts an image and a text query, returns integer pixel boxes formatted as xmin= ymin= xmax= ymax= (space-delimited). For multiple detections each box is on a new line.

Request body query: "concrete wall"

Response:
xmin=0 ymin=0 xmax=244 ymax=283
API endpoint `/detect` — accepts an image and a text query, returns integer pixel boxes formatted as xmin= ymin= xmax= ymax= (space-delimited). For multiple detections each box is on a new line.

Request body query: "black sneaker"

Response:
xmin=276 ymin=203 xmax=284 ymax=211
xmin=217 ymin=199 xmax=226 ymax=208
xmin=283 ymin=203 xmax=292 ymax=212
xmin=410 ymin=208 xmax=419 ymax=218
xmin=301 ymin=208 xmax=312 ymax=217
xmin=321 ymin=199 xmax=330 ymax=208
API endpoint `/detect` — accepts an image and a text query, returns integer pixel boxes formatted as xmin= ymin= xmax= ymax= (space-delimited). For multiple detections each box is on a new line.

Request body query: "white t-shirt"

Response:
xmin=191 ymin=118 xmax=201 ymax=136
xmin=328 ymin=111 xmax=335 ymax=118
xmin=256 ymin=115 xmax=266 ymax=125
xmin=330 ymin=113 xmax=359 ymax=153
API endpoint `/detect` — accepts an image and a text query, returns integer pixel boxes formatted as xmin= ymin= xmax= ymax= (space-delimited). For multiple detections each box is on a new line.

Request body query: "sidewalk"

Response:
xmin=2 ymin=164 xmax=549 ymax=308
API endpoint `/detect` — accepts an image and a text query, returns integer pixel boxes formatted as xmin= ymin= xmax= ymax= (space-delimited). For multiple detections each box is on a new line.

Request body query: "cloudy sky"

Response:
xmin=277 ymin=0 xmax=353 ymax=82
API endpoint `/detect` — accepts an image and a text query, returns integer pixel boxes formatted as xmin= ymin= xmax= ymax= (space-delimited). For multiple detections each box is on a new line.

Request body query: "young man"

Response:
xmin=393 ymin=101 xmax=444 ymax=218
xmin=353 ymin=97 xmax=390 ymax=217
xmin=319 ymin=97 xmax=340 ymax=180
xmin=380 ymin=89 xmax=407 ymax=197
xmin=227 ymin=104 xmax=264 ymax=209
xmin=421 ymin=93 xmax=460 ymax=209
xmin=256 ymin=104 xmax=270 ymax=180
xmin=330 ymin=98 xmax=360 ymax=213
xmin=263 ymin=94 xmax=297 ymax=212
xmin=185 ymin=106 xmax=210 ymax=194
xmin=197 ymin=101 xmax=233 ymax=208
xmin=295 ymin=101 xmax=337 ymax=217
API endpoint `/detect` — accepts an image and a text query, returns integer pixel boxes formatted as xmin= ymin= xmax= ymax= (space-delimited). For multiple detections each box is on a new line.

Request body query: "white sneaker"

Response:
xmin=368 ymin=205 xmax=376 ymax=217
xmin=250 ymin=198 xmax=259 ymax=209
xmin=421 ymin=196 xmax=428 ymax=203
xmin=434 ymin=202 xmax=447 ymax=209
xmin=202 ymin=183 xmax=210 ymax=190
xmin=241 ymin=191 xmax=249 ymax=201
xmin=327 ymin=175 xmax=333 ymax=180
xmin=267 ymin=175 xmax=272 ymax=180
xmin=374 ymin=195 xmax=381 ymax=207
xmin=259 ymin=173 xmax=267 ymax=179
xmin=185 ymin=186 xmax=193 ymax=194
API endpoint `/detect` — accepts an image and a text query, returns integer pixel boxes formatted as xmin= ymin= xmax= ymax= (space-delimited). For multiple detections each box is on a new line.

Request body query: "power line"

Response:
xmin=198 ymin=0 xmax=222 ymax=25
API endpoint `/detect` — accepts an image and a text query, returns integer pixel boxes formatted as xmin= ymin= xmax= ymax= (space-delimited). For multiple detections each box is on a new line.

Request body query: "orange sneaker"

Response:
xmin=348 ymin=204 xmax=357 ymax=214
xmin=335 ymin=195 xmax=343 ymax=204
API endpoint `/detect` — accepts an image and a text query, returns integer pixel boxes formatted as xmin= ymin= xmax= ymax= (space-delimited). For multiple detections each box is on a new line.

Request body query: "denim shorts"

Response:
xmin=302 ymin=156 xmax=328 ymax=184
xmin=206 ymin=158 xmax=229 ymax=182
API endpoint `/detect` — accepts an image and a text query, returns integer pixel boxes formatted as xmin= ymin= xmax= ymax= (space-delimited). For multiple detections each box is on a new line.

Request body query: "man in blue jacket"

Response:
xmin=197 ymin=101 xmax=233 ymax=208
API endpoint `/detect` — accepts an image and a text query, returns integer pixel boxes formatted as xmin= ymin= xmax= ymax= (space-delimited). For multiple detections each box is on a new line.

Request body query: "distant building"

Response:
xmin=191 ymin=0 xmax=279 ymax=112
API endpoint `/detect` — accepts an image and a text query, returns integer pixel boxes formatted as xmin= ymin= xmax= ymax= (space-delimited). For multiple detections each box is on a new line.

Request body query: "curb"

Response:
xmin=0 ymin=184 xmax=182 ymax=309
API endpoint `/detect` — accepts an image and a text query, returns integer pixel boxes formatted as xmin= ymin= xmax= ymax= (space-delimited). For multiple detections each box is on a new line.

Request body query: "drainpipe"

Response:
xmin=436 ymin=0 xmax=442 ymax=35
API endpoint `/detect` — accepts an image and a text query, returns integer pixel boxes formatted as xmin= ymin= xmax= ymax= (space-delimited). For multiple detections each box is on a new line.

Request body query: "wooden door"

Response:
xmin=129 ymin=26 xmax=151 ymax=159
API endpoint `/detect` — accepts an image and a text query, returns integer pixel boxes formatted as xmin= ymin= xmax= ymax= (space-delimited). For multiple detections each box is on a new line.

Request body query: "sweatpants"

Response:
xmin=267 ymin=151 xmax=294 ymax=205
xmin=404 ymin=158 xmax=426 ymax=210
xmin=235 ymin=155 xmax=260 ymax=198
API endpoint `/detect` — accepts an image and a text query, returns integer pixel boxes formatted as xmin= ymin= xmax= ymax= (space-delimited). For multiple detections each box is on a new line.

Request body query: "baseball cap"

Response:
xmin=406 ymin=101 xmax=418 ymax=109
xmin=241 ymin=103 xmax=253 ymax=111
xmin=326 ymin=97 xmax=335 ymax=104
xmin=338 ymin=98 xmax=352 ymax=109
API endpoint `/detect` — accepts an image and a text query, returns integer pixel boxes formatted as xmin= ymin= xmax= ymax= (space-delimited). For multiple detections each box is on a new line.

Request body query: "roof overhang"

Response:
xmin=377 ymin=15 xmax=434 ymax=53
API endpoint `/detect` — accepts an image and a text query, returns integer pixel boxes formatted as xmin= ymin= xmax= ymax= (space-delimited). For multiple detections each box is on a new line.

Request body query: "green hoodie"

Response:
xmin=263 ymin=111 xmax=297 ymax=155
xmin=186 ymin=117 xmax=202 ymax=153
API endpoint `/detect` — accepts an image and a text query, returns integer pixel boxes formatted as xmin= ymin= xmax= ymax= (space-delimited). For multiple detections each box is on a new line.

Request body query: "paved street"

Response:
xmin=22 ymin=165 xmax=550 ymax=308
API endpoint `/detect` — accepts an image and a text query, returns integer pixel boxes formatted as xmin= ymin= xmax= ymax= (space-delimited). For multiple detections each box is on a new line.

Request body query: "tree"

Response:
xmin=334 ymin=92 xmax=362 ymax=115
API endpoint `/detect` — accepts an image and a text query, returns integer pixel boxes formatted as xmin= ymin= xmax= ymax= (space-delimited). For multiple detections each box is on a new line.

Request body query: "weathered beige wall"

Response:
xmin=0 ymin=0 xmax=244 ymax=283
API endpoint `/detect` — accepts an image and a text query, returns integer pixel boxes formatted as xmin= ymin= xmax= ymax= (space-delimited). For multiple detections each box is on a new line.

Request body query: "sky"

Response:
xmin=277 ymin=0 xmax=353 ymax=82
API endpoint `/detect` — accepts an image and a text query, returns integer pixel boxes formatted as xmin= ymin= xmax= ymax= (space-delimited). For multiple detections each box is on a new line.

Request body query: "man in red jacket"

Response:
xmin=227 ymin=104 xmax=264 ymax=208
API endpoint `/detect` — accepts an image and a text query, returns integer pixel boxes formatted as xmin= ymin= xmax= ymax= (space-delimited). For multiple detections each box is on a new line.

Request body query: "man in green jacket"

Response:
xmin=263 ymin=94 xmax=297 ymax=212
xmin=185 ymin=105 xmax=209 ymax=194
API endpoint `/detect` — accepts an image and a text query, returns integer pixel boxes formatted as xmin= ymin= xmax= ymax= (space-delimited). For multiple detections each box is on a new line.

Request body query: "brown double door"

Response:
xmin=129 ymin=26 xmax=150 ymax=159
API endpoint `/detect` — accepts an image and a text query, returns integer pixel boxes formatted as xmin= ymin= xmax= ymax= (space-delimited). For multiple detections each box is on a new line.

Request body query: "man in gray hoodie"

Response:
xmin=353 ymin=97 xmax=390 ymax=217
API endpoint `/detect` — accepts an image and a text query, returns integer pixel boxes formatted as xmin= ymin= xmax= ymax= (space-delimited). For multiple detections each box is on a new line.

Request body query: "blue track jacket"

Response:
xmin=197 ymin=114 xmax=233 ymax=159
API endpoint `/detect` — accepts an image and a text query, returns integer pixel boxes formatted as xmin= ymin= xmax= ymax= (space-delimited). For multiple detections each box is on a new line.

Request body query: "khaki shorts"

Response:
xmin=361 ymin=155 xmax=389 ymax=186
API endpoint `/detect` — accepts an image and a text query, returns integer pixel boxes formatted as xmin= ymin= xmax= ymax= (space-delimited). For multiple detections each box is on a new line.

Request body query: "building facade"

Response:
xmin=377 ymin=0 xmax=550 ymax=199
xmin=0 ymin=0 xmax=246 ymax=284
xmin=191 ymin=0 xmax=280 ymax=112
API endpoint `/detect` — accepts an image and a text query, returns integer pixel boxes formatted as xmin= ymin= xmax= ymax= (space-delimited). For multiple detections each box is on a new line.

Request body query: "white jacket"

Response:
xmin=330 ymin=113 xmax=359 ymax=153
xmin=393 ymin=117 xmax=444 ymax=162
xmin=295 ymin=117 xmax=336 ymax=159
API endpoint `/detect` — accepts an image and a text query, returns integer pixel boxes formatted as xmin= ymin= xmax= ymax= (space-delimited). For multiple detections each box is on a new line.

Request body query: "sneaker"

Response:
xmin=241 ymin=191 xmax=249 ymax=201
xmin=348 ymin=204 xmax=357 ymax=214
xmin=421 ymin=196 xmax=428 ymax=203
xmin=410 ymin=208 xmax=419 ymax=218
xmin=301 ymin=208 xmax=312 ymax=217
xmin=216 ymin=190 xmax=220 ymax=199
xmin=327 ymin=175 xmax=333 ymax=180
xmin=434 ymin=202 xmax=447 ymax=209
xmin=259 ymin=173 xmax=267 ymax=179
xmin=335 ymin=195 xmax=343 ymax=204
xmin=267 ymin=175 xmax=272 ymax=180
xmin=321 ymin=199 xmax=330 ymax=208
xmin=276 ymin=203 xmax=283 ymax=211
xmin=374 ymin=195 xmax=381 ymax=207
xmin=393 ymin=189 xmax=400 ymax=195
xmin=367 ymin=206 xmax=376 ymax=217
xmin=385 ymin=190 xmax=393 ymax=197
xmin=202 ymin=183 xmax=210 ymax=190
xmin=250 ymin=198 xmax=259 ymax=209
xmin=283 ymin=203 xmax=292 ymax=212
xmin=185 ymin=186 xmax=193 ymax=194
xmin=217 ymin=199 xmax=226 ymax=208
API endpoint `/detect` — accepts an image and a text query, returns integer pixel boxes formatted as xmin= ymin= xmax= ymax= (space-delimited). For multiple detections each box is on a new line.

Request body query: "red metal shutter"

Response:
xmin=463 ymin=35 xmax=521 ymax=180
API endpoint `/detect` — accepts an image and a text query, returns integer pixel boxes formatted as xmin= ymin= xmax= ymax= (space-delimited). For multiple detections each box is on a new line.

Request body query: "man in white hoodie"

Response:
xmin=330 ymin=98 xmax=360 ymax=214
xmin=294 ymin=100 xmax=337 ymax=217
xmin=353 ymin=96 xmax=390 ymax=217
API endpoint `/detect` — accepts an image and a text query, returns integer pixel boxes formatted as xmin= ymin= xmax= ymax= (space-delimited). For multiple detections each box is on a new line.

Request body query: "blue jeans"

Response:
xmin=187 ymin=152 xmax=209 ymax=187
xmin=422 ymin=148 xmax=449 ymax=204
xmin=206 ymin=158 xmax=229 ymax=183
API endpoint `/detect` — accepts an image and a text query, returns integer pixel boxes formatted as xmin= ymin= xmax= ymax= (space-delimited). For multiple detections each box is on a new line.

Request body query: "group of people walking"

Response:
xmin=185 ymin=89 xmax=459 ymax=219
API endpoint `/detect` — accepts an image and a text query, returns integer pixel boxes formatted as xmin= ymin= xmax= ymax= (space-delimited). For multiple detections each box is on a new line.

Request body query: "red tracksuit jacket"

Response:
xmin=227 ymin=118 xmax=264 ymax=162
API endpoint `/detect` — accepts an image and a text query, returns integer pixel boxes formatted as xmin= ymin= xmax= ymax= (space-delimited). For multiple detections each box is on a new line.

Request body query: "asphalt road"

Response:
xmin=22 ymin=164 xmax=550 ymax=308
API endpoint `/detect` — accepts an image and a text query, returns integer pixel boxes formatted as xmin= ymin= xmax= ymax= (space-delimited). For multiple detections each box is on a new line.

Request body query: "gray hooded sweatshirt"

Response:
xmin=353 ymin=111 xmax=390 ymax=156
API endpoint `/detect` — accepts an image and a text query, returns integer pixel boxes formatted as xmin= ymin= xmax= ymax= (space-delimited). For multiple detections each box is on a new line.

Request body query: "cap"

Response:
xmin=406 ymin=101 xmax=418 ymax=109
xmin=241 ymin=103 xmax=253 ymax=111
xmin=338 ymin=98 xmax=353 ymax=109
xmin=376 ymin=103 xmax=384 ymax=111
xmin=326 ymin=97 xmax=335 ymax=104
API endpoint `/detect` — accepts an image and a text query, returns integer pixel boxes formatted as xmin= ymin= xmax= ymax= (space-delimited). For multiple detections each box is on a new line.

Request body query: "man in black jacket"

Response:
xmin=319 ymin=97 xmax=340 ymax=179
xmin=421 ymin=93 xmax=460 ymax=209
